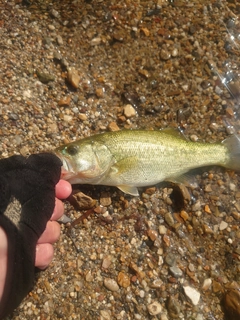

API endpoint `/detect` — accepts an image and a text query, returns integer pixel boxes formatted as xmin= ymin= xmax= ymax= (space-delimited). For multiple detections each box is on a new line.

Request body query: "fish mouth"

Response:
xmin=54 ymin=152 xmax=75 ymax=181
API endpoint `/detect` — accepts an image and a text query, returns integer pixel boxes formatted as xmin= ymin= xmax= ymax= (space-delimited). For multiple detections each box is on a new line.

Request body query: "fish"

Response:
xmin=54 ymin=129 xmax=240 ymax=196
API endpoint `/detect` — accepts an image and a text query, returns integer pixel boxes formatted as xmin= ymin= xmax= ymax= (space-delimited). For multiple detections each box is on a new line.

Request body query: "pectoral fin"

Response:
xmin=117 ymin=185 xmax=139 ymax=196
xmin=108 ymin=157 xmax=140 ymax=196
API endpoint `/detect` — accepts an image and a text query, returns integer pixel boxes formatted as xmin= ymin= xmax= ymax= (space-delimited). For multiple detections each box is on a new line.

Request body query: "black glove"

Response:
xmin=0 ymin=153 xmax=62 ymax=319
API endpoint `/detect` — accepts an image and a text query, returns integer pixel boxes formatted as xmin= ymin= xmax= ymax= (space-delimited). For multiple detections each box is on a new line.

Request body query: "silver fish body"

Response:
xmin=55 ymin=129 xmax=240 ymax=195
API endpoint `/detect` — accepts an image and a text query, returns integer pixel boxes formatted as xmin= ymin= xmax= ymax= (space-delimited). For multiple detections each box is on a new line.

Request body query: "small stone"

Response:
xmin=71 ymin=191 xmax=96 ymax=210
xmin=164 ymin=212 xmax=174 ymax=227
xmin=159 ymin=225 xmax=167 ymax=235
xmin=140 ymin=27 xmax=150 ymax=36
xmin=165 ymin=253 xmax=176 ymax=267
xmin=219 ymin=221 xmax=228 ymax=231
xmin=180 ymin=210 xmax=189 ymax=221
xmin=147 ymin=301 xmax=162 ymax=316
xmin=95 ymin=87 xmax=105 ymax=98
xmin=48 ymin=24 xmax=55 ymax=31
xmin=36 ymin=70 xmax=55 ymax=84
xmin=169 ymin=266 xmax=183 ymax=278
xmin=50 ymin=9 xmax=60 ymax=18
xmin=85 ymin=271 xmax=93 ymax=282
xmin=100 ymin=310 xmax=111 ymax=320
xmin=123 ymin=104 xmax=136 ymax=118
xmin=192 ymin=200 xmax=201 ymax=211
xmin=56 ymin=35 xmax=64 ymax=45
xmin=183 ymin=286 xmax=201 ymax=305
xmin=104 ymin=278 xmax=119 ymax=292
xmin=100 ymin=192 xmax=112 ymax=206
xmin=117 ymin=271 xmax=130 ymax=288
xmin=79 ymin=113 xmax=88 ymax=121
xmin=108 ymin=122 xmax=120 ymax=131
xmin=202 ymin=278 xmax=212 ymax=291
xmin=58 ymin=96 xmax=71 ymax=106
xmin=147 ymin=229 xmax=158 ymax=241
xmin=212 ymin=280 xmax=223 ymax=293
xmin=20 ymin=146 xmax=30 ymax=157
xmin=205 ymin=184 xmax=212 ymax=192
xmin=102 ymin=256 xmax=112 ymax=269
xmin=151 ymin=279 xmax=163 ymax=288
xmin=67 ymin=67 xmax=81 ymax=88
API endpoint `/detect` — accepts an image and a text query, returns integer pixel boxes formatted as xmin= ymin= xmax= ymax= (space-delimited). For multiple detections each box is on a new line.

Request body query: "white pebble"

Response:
xmin=183 ymin=285 xmax=201 ymax=305
xmin=219 ymin=221 xmax=228 ymax=231
xmin=202 ymin=278 xmax=212 ymax=291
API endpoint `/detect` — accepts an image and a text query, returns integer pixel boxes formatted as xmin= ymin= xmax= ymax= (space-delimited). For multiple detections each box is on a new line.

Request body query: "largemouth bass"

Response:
xmin=55 ymin=129 xmax=240 ymax=196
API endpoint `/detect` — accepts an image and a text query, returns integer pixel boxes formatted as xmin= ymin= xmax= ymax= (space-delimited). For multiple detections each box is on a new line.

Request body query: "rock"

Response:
xmin=183 ymin=286 xmax=201 ymax=305
xmin=164 ymin=212 xmax=174 ymax=227
xmin=103 ymin=278 xmax=119 ymax=292
xmin=169 ymin=266 xmax=183 ymax=278
xmin=117 ymin=271 xmax=130 ymax=288
xmin=108 ymin=121 xmax=120 ymax=131
xmin=58 ymin=96 xmax=71 ymax=106
xmin=67 ymin=67 xmax=80 ymax=88
xmin=147 ymin=301 xmax=162 ymax=315
xmin=71 ymin=191 xmax=96 ymax=210
xmin=102 ymin=256 xmax=112 ymax=269
xmin=36 ymin=70 xmax=55 ymax=84
xmin=79 ymin=113 xmax=88 ymax=121
xmin=100 ymin=192 xmax=112 ymax=206
xmin=123 ymin=104 xmax=136 ymax=118
xmin=202 ymin=278 xmax=212 ymax=291
xmin=147 ymin=229 xmax=158 ymax=241
xmin=219 ymin=221 xmax=228 ymax=231
xmin=159 ymin=225 xmax=167 ymax=234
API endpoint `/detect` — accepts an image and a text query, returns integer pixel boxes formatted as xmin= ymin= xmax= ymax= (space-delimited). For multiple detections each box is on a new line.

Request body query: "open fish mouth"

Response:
xmin=54 ymin=151 xmax=74 ymax=180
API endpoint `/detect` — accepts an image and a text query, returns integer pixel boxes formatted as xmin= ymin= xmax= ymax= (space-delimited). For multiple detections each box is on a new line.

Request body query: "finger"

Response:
xmin=51 ymin=198 xmax=64 ymax=221
xmin=55 ymin=180 xmax=72 ymax=199
xmin=35 ymin=243 xmax=54 ymax=269
xmin=37 ymin=221 xmax=61 ymax=244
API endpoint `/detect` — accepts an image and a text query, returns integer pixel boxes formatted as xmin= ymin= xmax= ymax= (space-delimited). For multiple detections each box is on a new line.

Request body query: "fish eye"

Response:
xmin=66 ymin=145 xmax=78 ymax=156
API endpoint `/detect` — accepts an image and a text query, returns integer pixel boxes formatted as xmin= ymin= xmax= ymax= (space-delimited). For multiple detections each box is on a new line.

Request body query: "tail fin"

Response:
xmin=222 ymin=134 xmax=240 ymax=171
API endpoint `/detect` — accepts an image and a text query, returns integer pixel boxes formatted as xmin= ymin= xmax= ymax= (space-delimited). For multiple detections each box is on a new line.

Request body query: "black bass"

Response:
xmin=55 ymin=129 xmax=240 ymax=196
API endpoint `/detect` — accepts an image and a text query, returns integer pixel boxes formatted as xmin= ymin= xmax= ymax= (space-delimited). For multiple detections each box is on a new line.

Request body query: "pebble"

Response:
xmin=183 ymin=286 xmax=201 ymax=305
xmin=71 ymin=191 xmax=96 ymax=210
xmin=159 ymin=225 xmax=167 ymax=234
xmin=202 ymin=278 xmax=212 ymax=291
xmin=100 ymin=192 xmax=112 ymax=206
xmin=67 ymin=67 xmax=80 ymax=88
xmin=117 ymin=271 xmax=130 ymax=288
xmin=147 ymin=301 xmax=162 ymax=316
xmin=219 ymin=221 xmax=228 ymax=231
xmin=147 ymin=229 xmax=158 ymax=241
xmin=102 ymin=256 xmax=112 ymax=269
xmin=123 ymin=104 xmax=136 ymax=118
xmin=164 ymin=212 xmax=175 ymax=227
xmin=36 ymin=70 xmax=55 ymax=84
xmin=169 ymin=266 xmax=183 ymax=278
xmin=103 ymin=278 xmax=119 ymax=292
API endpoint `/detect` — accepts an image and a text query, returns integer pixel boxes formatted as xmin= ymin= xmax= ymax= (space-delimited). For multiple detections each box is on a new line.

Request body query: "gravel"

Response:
xmin=0 ymin=0 xmax=240 ymax=319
